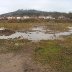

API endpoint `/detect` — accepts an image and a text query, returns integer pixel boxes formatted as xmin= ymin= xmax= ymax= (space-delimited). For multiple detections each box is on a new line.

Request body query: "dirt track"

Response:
xmin=0 ymin=46 xmax=54 ymax=72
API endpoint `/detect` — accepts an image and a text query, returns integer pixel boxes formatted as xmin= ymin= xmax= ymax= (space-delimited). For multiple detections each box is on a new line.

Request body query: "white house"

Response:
xmin=38 ymin=16 xmax=45 ymax=19
xmin=7 ymin=17 xmax=13 ymax=20
xmin=23 ymin=16 xmax=30 ymax=19
xmin=16 ymin=17 xmax=21 ymax=20
xmin=58 ymin=15 xmax=65 ymax=19
xmin=7 ymin=16 xmax=16 ymax=20
xmin=38 ymin=16 xmax=55 ymax=19
xmin=44 ymin=16 xmax=55 ymax=19
xmin=12 ymin=17 xmax=16 ymax=19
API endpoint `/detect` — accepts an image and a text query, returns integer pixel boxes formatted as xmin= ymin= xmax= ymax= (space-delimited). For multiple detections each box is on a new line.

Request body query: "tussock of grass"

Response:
xmin=0 ymin=39 xmax=30 ymax=53
xmin=0 ymin=19 xmax=72 ymax=31
xmin=34 ymin=40 xmax=72 ymax=72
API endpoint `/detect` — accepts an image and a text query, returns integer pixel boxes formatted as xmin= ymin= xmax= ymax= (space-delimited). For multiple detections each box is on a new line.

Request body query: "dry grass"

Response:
xmin=0 ymin=20 xmax=72 ymax=72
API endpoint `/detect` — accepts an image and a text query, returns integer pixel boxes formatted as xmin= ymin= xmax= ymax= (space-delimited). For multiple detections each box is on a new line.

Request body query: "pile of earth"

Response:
xmin=0 ymin=28 xmax=15 ymax=36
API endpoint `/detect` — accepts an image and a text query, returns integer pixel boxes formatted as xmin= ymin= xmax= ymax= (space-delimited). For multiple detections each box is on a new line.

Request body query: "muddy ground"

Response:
xmin=0 ymin=22 xmax=72 ymax=72
xmin=0 ymin=43 xmax=54 ymax=72
xmin=0 ymin=29 xmax=15 ymax=36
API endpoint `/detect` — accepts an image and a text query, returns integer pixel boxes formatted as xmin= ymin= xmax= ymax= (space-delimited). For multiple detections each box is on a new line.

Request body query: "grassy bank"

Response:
xmin=0 ymin=20 xmax=72 ymax=32
xmin=34 ymin=35 xmax=72 ymax=72
xmin=0 ymin=39 xmax=31 ymax=53
xmin=0 ymin=35 xmax=72 ymax=72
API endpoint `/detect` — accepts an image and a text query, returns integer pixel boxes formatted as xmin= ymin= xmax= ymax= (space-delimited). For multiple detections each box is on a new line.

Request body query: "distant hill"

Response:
xmin=0 ymin=9 xmax=72 ymax=19
xmin=0 ymin=9 xmax=48 ymax=17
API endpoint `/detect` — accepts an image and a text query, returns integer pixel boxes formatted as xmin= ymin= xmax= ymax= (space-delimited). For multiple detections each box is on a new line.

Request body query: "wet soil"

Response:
xmin=0 ymin=45 xmax=54 ymax=72
xmin=0 ymin=29 xmax=15 ymax=36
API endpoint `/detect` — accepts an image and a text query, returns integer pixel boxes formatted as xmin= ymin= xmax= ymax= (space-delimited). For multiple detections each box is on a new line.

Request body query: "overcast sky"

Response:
xmin=0 ymin=0 xmax=72 ymax=14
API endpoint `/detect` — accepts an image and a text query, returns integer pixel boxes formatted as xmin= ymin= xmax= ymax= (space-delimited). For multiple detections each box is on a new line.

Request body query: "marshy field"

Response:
xmin=0 ymin=19 xmax=72 ymax=72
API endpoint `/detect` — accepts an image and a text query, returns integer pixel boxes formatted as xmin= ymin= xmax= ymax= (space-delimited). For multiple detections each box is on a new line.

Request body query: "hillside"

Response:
xmin=0 ymin=9 xmax=72 ymax=19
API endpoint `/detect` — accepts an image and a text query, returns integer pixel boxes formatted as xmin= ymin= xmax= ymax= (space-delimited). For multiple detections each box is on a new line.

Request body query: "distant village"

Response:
xmin=0 ymin=15 xmax=70 ymax=20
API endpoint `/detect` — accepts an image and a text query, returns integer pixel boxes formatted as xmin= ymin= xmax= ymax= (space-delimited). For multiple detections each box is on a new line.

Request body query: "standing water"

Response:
xmin=0 ymin=26 xmax=72 ymax=41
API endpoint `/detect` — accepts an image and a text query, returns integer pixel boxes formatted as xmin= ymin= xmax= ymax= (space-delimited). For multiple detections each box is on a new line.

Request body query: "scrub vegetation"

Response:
xmin=0 ymin=20 xmax=72 ymax=72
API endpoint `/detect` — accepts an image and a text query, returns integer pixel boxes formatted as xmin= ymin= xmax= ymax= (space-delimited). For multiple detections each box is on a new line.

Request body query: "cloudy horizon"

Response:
xmin=0 ymin=0 xmax=72 ymax=14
